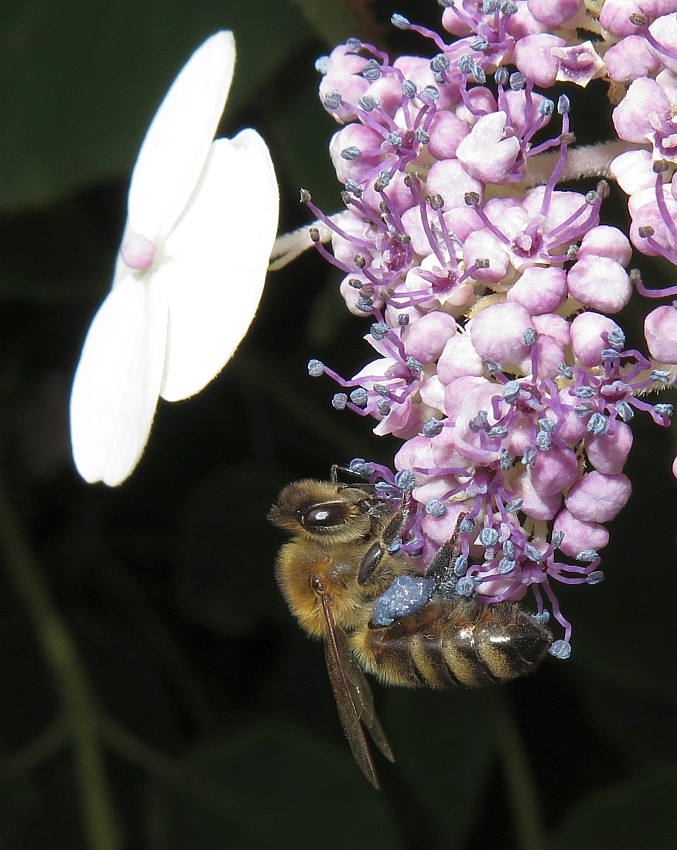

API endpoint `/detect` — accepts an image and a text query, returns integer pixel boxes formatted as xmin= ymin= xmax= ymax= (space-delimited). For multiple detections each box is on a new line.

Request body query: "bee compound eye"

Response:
xmin=302 ymin=501 xmax=349 ymax=529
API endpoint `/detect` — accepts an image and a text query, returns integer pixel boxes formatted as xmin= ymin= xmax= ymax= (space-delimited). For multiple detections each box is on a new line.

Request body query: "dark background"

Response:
xmin=0 ymin=1 xmax=676 ymax=848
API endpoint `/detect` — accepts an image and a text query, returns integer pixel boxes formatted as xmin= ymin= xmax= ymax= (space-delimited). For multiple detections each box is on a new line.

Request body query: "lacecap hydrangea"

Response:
xmin=275 ymin=1 xmax=677 ymax=656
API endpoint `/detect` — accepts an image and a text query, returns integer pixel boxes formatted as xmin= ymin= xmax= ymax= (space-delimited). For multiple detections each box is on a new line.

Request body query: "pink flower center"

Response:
xmin=120 ymin=232 xmax=156 ymax=271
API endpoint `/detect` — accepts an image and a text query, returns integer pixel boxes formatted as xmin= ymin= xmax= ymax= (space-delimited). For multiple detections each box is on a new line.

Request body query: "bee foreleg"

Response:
xmin=357 ymin=504 xmax=409 ymax=585
xmin=330 ymin=463 xmax=374 ymax=488
xmin=423 ymin=540 xmax=457 ymax=585
xmin=424 ymin=513 xmax=467 ymax=595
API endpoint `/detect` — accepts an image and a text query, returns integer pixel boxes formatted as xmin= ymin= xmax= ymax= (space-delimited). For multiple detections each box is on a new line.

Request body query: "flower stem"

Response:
xmin=489 ymin=690 xmax=549 ymax=850
xmin=0 ymin=469 xmax=120 ymax=850
xmin=1 ymin=716 xmax=67 ymax=779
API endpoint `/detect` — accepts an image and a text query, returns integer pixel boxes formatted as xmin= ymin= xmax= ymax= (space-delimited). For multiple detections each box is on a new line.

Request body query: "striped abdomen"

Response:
xmin=351 ymin=599 xmax=552 ymax=688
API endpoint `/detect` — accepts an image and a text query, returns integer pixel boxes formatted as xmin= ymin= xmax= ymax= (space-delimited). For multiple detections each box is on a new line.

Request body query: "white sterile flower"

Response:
xmin=70 ymin=31 xmax=279 ymax=486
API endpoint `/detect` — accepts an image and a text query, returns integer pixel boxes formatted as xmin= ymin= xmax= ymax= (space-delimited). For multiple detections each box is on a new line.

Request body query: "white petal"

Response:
xmin=127 ymin=31 xmax=236 ymax=243
xmin=158 ymin=130 xmax=279 ymax=401
xmin=70 ymin=275 xmax=168 ymax=485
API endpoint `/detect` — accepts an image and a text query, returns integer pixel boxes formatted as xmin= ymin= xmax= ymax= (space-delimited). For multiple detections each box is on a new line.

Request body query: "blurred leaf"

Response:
xmin=0 ymin=753 xmax=85 ymax=849
xmin=173 ymin=463 xmax=289 ymax=636
xmin=574 ymin=677 xmax=677 ymax=768
xmin=0 ymin=615 xmax=56 ymax=752
xmin=0 ymin=0 xmax=310 ymax=210
xmin=383 ymin=687 xmax=494 ymax=847
xmin=291 ymin=0 xmax=386 ymax=44
xmin=0 ymin=195 xmax=119 ymax=302
xmin=552 ymin=762 xmax=677 ymax=850
xmin=271 ymin=51 xmax=339 ymax=212
xmin=73 ymin=612 xmax=179 ymax=746
xmin=147 ymin=720 xmax=401 ymax=850
xmin=306 ymin=272 xmax=357 ymax=348
xmin=560 ymin=418 xmax=677 ymax=702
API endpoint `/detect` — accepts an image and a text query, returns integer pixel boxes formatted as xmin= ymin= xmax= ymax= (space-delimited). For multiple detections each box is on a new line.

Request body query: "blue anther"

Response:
xmin=425 ymin=499 xmax=446 ymax=517
xmin=362 ymin=59 xmax=381 ymax=80
xmin=423 ymin=418 xmax=444 ymax=438
xmin=391 ymin=13 xmax=410 ymax=29
xmin=502 ymin=381 xmax=521 ymax=403
xmin=551 ymin=530 xmax=564 ymax=548
xmin=370 ymin=321 xmax=391 ymax=340
xmin=350 ymin=388 xmax=368 ymax=407
xmin=524 ymin=544 xmax=543 ymax=563
xmin=332 ymin=393 xmax=348 ymax=410
xmin=402 ymin=80 xmax=417 ymax=99
xmin=488 ymin=425 xmax=508 ymax=439
xmin=587 ymin=412 xmax=608 ymax=435
xmin=575 ymin=386 xmax=595 ymax=398
xmin=395 ymin=469 xmax=416 ymax=490
xmin=341 ymin=146 xmax=362 ymax=160
xmin=549 ymin=639 xmax=572 ymax=660
xmin=358 ymin=95 xmax=380 ymax=111
xmin=617 ymin=401 xmax=634 ymax=422
xmin=479 ymin=527 xmax=499 ymax=546
xmin=455 ymin=576 xmax=475 ymax=597
xmin=586 ymin=570 xmax=605 ymax=585
xmin=536 ymin=432 xmax=553 ymax=451
xmin=504 ymin=498 xmax=523 ymax=513
xmin=453 ymin=555 xmax=469 ymax=576
xmin=557 ymin=94 xmax=571 ymax=114
xmin=607 ymin=327 xmax=626 ymax=349
xmin=314 ymin=55 xmax=329 ymax=74
xmin=323 ymin=91 xmax=342 ymax=110
xmin=431 ymin=53 xmax=450 ymax=72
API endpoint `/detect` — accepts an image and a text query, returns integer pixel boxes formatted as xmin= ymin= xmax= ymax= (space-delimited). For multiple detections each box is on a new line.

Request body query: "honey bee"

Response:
xmin=269 ymin=471 xmax=552 ymax=788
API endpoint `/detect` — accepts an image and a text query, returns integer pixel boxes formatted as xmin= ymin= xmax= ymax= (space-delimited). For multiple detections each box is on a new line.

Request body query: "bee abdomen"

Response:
xmin=352 ymin=599 xmax=552 ymax=688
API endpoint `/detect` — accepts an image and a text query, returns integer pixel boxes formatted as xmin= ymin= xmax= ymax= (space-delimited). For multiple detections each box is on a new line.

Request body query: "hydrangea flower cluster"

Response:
xmin=292 ymin=1 xmax=677 ymax=653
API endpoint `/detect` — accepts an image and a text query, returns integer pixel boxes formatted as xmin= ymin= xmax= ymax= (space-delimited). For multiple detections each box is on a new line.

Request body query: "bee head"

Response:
xmin=269 ymin=479 xmax=375 ymax=542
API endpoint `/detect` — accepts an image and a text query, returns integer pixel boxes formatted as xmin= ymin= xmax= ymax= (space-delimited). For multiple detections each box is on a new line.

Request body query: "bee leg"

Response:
xmin=330 ymin=463 xmax=373 ymax=486
xmin=423 ymin=540 xmax=457 ymax=585
xmin=357 ymin=539 xmax=386 ymax=586
xmin=357 ymin=496 xmax=410 ymax=586
xmin=330 ymin=463 xmax=348 ymax=484
xmin=424 ymin=512 xmax=467 ymax=593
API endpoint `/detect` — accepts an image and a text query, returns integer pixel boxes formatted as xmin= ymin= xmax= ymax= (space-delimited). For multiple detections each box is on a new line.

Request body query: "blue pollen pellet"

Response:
xmin=370 ymin=576 xmax=436 ymax=627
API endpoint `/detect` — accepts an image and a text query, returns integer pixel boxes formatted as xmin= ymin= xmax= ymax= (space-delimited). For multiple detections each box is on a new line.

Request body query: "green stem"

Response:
xmin=489 ymin=690 xmax=549 ymax=850
xmin=1 ymin=716 xmax=67 ymax=779
xmin=0 ymin=472 xmax=120 ymax=850
xmin=100 ymin=715 xmax=232 ymax=805
xmin=100 ymin=715 xmax=297 ymax=839
xmin=95 ymin=555 xmax=217 ymax=734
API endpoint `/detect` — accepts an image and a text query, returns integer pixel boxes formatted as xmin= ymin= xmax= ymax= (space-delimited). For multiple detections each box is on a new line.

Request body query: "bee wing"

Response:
xmin=318 ymin=594 xmax=395 ymax=789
